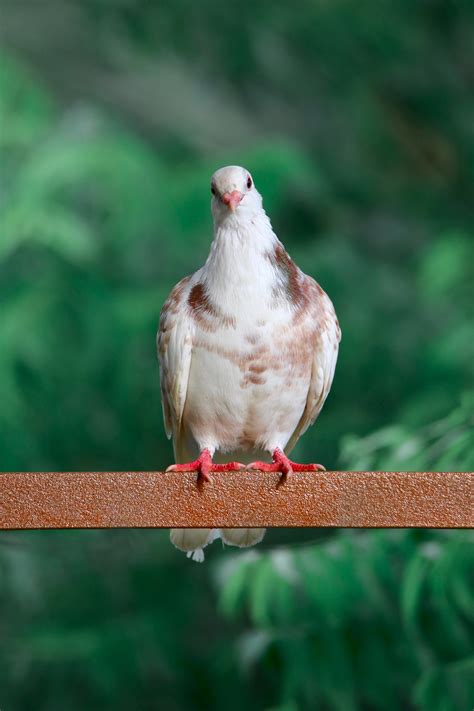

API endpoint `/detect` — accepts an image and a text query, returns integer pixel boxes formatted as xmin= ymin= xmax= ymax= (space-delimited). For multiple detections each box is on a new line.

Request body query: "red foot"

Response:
xmin=249 ymin=448 xmax=325 ymax=477
xmin=166 ymin=449 xmax=245 ymax=482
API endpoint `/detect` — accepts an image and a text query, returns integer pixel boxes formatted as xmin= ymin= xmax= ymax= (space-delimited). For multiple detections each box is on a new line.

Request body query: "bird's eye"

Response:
xmin=211 ymin=184 xmax=216 ymax=195
xmin=247 ymin=176 xmax=252 ymax=189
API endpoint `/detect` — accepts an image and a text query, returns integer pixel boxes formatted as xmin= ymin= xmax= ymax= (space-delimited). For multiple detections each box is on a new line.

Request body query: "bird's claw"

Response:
xmin=166 ymin=452 xmax=245 ymax=483
xmin=166 ymin=463 xmax=192 ymax=472
xmin=209 ymin=462 xmax=246 ymax=472
xmin=249 ymin=449 xmax=326 ymax=478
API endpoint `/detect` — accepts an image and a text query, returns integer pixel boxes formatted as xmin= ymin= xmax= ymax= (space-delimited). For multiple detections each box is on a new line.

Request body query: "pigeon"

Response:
xmin=157 ymin=166 xmax=341 ymax=561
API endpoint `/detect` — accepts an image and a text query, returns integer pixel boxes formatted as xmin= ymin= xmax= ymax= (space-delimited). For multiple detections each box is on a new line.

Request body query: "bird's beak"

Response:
xmin=221 ymin=190 xmax=243 ymax=211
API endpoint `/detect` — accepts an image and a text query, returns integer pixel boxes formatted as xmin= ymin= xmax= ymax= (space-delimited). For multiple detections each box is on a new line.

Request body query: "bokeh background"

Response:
xmin=1 ymin=1 xmax=473 ymax=709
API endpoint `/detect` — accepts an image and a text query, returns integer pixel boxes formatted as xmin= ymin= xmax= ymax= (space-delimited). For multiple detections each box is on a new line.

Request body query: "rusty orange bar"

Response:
xmin=0 ymin=470 xmax=472 ymax=529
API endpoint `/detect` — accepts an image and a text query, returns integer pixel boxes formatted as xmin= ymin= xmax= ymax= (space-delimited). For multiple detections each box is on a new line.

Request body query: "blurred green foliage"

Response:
xmin=0 ymin=1 xmax=473 ymax=709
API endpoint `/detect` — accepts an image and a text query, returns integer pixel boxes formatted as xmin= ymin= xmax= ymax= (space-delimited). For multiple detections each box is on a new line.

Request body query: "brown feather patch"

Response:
xmin=188 ymin=282 xmax=236 ymax=331
xmin=266 ymin=244 xmax=310 ymax=313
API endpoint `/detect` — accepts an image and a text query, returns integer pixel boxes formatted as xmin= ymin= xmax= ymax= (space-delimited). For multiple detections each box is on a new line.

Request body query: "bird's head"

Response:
xmin=210 ymin=165 xmax=262 ymax=222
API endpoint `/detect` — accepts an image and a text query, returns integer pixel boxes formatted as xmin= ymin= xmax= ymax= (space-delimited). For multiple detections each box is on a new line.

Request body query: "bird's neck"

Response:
xmin=203 ymin=212 xmax=278 ymax=300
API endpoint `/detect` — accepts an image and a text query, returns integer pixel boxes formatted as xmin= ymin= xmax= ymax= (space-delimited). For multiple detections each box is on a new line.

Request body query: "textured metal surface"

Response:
xmin=0 ymin=471 xmax=472 ymax=529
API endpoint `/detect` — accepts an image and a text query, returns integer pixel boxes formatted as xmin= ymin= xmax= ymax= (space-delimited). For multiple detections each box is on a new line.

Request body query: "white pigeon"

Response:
xmin=157 ymin=166 xmax=341 ymax=561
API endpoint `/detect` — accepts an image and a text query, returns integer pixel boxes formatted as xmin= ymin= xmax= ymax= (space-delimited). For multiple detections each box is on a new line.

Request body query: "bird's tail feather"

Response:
xmin=170 ymin=528 xmax=219 ymax=562
xmin=220 ymin=528 xmax=266 ymax=548
xmin=170 ymin=527 xmax=266 ymax=562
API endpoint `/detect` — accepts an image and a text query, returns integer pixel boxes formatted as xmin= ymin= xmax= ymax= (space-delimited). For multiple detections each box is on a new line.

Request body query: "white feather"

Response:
xmin=158 ymin=166 xmax=340 ymax=561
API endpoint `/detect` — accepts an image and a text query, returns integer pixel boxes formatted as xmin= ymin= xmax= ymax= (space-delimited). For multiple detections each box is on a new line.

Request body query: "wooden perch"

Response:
xmin=0 ymin=470 xmax=472 ymax=529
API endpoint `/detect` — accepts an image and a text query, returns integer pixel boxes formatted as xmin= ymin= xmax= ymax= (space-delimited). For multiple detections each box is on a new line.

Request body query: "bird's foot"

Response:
xmin=249 ymin=448 xmax=325 ymax=479
xmin=166 ymin=449 xmax=245 ymax=482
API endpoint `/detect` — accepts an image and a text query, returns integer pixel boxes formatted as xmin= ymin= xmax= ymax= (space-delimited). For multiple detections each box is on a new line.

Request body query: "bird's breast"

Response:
xmin=182 ymin=311 xmax=315 ymax=454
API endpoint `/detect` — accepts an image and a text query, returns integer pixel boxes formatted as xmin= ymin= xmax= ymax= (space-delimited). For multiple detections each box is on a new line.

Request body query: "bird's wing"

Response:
xmin=285 ymin=283 xmax=341 ymax=454
xmin=157 ymin=276 xmax=194 ymax=441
